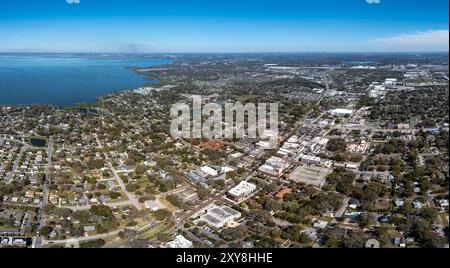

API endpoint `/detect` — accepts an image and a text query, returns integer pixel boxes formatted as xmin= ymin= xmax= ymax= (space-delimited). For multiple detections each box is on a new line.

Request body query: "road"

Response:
xmin=6 ymin=144 xmax=29 ymax=184
xmin=427 ymin=191 xmax=448 ymax=237
xmin=59 ymin=200 xmax=133 ymax=211
xmin=58 ymin=185 xmax=190 ymax=212
xmin=44 ymin=230 xmax=122 ymax=245
xmin=44 ymin=220 xmax=164 ymax=247
xmin=34 ymin=137 xmax=53 ymax=248
xmin=36 ymin=88 xmax=364 ymax=247
xmin=94 ymin=133 xmax=143 ymax=211
xmin=107 ymin=161 xmax=143 ymax=211
xmin=173 ymin=88 xmax=334 ymax=235
xmin=335 ymin=197 xmax=350 ymax=219
xmin=333 ymin=126 xmax=449 ymax=134
xmin=183 ymin=229 xmax=208 ymax=245
xmin=45 ymin=87 xmax=339 ymax=247
xmin=155 ymin=185 xmax=190 ymax=199
xmin=198 ymin=227 xmax=223 ymax=242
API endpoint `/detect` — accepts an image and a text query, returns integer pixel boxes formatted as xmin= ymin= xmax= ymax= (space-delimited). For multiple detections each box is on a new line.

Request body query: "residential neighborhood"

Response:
xmin=1 ymin=53 xmax=448 ymax=249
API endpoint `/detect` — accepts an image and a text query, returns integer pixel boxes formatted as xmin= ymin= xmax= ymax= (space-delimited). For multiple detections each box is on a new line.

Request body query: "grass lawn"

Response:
xmin=159 ymin=198 xmax=179 ymax=213
xmin=137 ymin=224 xmax=169 ymax=240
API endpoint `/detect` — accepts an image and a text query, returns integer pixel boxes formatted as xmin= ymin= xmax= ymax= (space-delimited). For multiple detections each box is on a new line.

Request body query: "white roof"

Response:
xmin=144 ymin=200 xmax=166 ymax=211
xmin=439 ymin=199 xmax=449 ymax=207
xmin=330 ymin=108 xmax=354 ymax=115
xmin=200 ymin=205 xmax=242 ymax=228
xmin=167 ymin=235 xmax=193 ymax=248
xmin=395 ymin=199 xmax=405 ymax=207
xmin=222 ymin=166 xmax=235 ymax=173
xmin=201 ymin=166 xmax=218 ymax=176
xmin=313 ymin=220 xmax=328 ymax=229
xmin=228 ymin=181 xmax=257 ymax=197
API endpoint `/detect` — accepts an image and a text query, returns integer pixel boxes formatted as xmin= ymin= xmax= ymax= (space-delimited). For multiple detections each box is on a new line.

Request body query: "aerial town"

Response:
xmin=0 ymin=53 xmax=448 ymax=248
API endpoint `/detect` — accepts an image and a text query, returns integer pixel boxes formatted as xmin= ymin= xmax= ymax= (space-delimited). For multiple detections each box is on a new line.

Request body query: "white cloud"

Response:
xmin=375 ymin=30 xmax=449 ymax=51
xmin=366 ymin=0 xmax=381 ymax=4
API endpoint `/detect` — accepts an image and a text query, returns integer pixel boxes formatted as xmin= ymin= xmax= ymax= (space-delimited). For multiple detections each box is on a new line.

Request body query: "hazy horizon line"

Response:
xmin=1 ymin=50 xmax=449 ymax=55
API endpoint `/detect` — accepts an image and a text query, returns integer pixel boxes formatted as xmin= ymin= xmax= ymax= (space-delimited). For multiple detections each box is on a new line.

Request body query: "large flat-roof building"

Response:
xmin=186 ymin=170 xmax=209 ymax=188
xmin=200 ymin=165 xmax=220 ymax=177
xmin=258 ymin=156 xmax=289 ymax=178
xmin=298 ymin=154 xmax=321 ymax=164
xmin=200 ymin=205 xmax=241 ymax=228
xmin=227 ymin=181 xmax=257 ymax=202
xmin=289 ymin=165 xmax=331 ymax=188
xmin=384 ymin=78 xmax=398 ymax=88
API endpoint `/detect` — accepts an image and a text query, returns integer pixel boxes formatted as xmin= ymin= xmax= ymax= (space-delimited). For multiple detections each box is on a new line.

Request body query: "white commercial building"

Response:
xmin=227 ymin=181 xmax=257 ymax=202
xmin=258 ymin=156 xmax=289 ymax=178
xmin=299 ymin=154 xmax=321 ymax=164
xmin=200 ymin=206 xmax=241 ymax=228
xmin=200 ymin=166 xmax=219 ymax=177
xmin=384 ymin=78 xmax=398 ymax=88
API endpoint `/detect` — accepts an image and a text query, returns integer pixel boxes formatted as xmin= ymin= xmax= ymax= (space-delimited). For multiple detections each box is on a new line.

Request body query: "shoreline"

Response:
xmin=0 ymin=57 xmax=175 ymax=108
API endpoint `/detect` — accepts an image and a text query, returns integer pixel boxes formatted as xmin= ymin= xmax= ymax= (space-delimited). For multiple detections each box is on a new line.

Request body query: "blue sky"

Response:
xmin=0 ymin=0 xmax=448 ymax=52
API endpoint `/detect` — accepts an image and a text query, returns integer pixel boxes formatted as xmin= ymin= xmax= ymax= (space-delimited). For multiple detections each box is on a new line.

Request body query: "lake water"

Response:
xmin=0 ymin=54 xmax=172 ymax=106
xmin=30 ymin=137 xmax=47 ymax=147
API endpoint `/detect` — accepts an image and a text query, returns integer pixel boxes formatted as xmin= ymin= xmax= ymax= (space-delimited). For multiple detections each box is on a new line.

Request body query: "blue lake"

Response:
xmin=0 ymin=54 xmax=172 ymax=106
xmin=30 ymin=137 xmax=47 ymax=147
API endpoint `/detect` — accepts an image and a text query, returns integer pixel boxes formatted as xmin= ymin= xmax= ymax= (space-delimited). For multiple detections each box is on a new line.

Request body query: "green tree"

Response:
xmin=39 ymin=226 xmax=53 ymax=237
xmin=153 ymin=209 xmax=172 ymax=221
